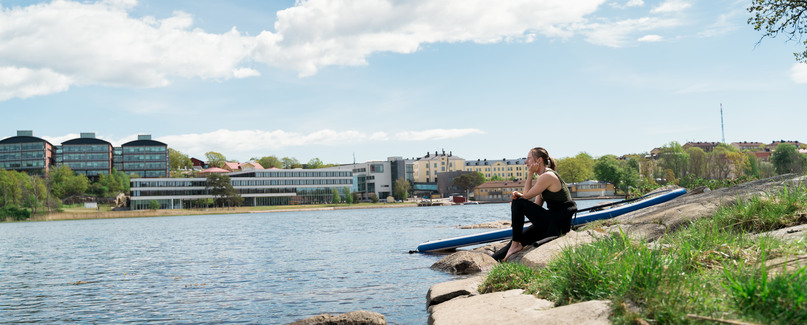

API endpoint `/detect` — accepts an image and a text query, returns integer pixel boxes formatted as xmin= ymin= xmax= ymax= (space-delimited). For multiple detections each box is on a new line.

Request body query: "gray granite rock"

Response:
xmin=428 ymin=289 xmax=610 ymax=325
xmin=426 ymin=276 xmax=484 ymax=307
xmin=286 ymin=310 xmax=386 ymax=325
xmin=430 ymin=251 xmax=498 ymax=275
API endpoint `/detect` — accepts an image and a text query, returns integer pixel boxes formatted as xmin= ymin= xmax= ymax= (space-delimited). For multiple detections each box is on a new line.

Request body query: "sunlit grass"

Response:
xmin=479 ymin=185 xmax=807 ymax=324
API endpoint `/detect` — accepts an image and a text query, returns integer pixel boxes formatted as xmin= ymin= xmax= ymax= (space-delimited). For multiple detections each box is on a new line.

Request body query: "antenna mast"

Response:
xmin=720 ymin=103 xmax=725 ymax=143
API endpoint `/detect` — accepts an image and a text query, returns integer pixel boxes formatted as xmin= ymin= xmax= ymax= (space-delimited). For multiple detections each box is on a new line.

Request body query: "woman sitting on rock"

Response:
xmin=500 ymin=147 xmax=577 ymax=262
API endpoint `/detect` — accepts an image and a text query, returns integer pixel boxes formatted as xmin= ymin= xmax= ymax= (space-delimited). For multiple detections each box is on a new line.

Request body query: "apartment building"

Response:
xmin=412 ymin=150 xmax=465 ymax=183
xmin=57 ymin=133 xmax=114 ymax=177
xmin=465 ymin=158 xmax=528 ymax=180
xmin=118 ymin=135 xmax=169 ymax=178
xmin=0 ymin=130 xmax=55 ymax=175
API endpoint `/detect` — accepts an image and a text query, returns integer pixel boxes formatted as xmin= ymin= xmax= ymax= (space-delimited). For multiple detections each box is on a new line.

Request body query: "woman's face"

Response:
xmin=526 ymin=150 xmax=538 ymax=166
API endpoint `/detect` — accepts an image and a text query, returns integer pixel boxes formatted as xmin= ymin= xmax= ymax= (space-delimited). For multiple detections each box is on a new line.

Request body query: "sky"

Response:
xmin=1 ymin=0 xmax=805 ymax=165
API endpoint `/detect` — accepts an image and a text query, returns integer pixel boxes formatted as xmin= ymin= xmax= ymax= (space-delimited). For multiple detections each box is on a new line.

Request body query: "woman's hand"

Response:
xmin=528 ymin=163 xmax=541 ymax=175
xmin=511 ymin=191 xmax=523 ymax=200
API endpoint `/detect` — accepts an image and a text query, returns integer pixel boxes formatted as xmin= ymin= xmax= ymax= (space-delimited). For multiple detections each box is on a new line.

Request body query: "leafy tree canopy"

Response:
xmin=771 ymin=142 xmax=807 ymax=174
xmin=169 ymin=148 xmax=192 ymax=170
xmin=282 ymin=157 xmax=302 ymax=169
xmin=254 ymin=156 xmax=283 ymax=169
xmin=748 ymin=0 xmax=807 ymax=62
xmin=393 ymin=178 xmax=411 ymax=201
xmin=204 ymin=151 xmax=227 ymax=168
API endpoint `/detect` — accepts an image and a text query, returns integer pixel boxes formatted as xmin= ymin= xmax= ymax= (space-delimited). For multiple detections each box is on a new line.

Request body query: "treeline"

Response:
xmin=555 ymin=142 xmax=806 ymax=196
xmin=0 ymin=166 xmax=130 ymax=220
xmin=169 ymin=148 xmax=339 ymax=171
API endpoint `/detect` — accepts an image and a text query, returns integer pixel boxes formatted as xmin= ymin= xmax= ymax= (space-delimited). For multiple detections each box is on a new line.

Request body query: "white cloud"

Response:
xmin=650 ymin=0 xmax=691 ymax=14
xmin=610 ymin=0 xmax=644 ymax=9
xmin=7 ymin=0 xmax=681 ymax=98
xmin=0 ymin=0 xmax=257 ymax=98
xmin=394 ymin=129 xmax=485 ymax=141
xmin=0 ymin=67 xmax=73 ymax=100
xmin=638 ymin=34 xmax=663 ymax=42
xmin=233 ymin=68 xmax=261 ymax=79
xmin=252 ymin=0 xmax=606 ymax=76
xmin=154 ymin=128 xmax=484 ymax=157
xmin=578 ymin=17 xmax=679 ymax=47
xmin=627 ymin=0 xmax=645 ymax=7
xmin=791 ymin=63 xmax=807 ymax=83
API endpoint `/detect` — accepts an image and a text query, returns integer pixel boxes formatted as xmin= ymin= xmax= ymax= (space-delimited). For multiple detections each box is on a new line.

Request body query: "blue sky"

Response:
xmin=1 ymin=0 xmax=805 ymax=164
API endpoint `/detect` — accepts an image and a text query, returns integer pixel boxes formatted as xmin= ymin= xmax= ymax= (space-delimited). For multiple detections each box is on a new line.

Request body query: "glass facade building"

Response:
xmin=119 ymin=135 xmax=169 ymax=178
xmin=58 ymin=133 xmax=113 ymax=178
xmin=0 ymin=131 xmax=54 ymax=175
xmin=130 ymin=168 xmax=353 ymax=210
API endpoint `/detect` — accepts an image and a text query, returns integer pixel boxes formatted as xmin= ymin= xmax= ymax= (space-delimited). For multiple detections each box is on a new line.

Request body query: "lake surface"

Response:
xmin=0 ymin=200 xmax=612 ymax=324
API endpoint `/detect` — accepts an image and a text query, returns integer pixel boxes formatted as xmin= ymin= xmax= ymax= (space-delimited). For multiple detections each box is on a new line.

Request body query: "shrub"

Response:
xmin=1 ymin=206 xmax=31 ymax=221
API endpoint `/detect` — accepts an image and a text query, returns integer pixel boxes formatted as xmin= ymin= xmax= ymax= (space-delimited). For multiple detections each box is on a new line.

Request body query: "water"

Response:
xmin=0 ymin=200 xmax=612 ymax=324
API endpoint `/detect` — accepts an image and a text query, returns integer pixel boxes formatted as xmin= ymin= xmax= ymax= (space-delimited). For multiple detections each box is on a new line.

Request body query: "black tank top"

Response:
xmin=541 ymin=170 xmax=574 ymax=211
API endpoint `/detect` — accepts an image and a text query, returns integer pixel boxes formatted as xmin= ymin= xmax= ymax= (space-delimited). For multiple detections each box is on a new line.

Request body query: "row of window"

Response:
xmin=133 ymin=180 xmax=208 ymax=188
xmin=123 ymin=162 xmax=168 ymax=170
xmin=467 ymin=167 xmax=525 ymax=172
xmin=0 ymin=143 xmax=46 ymax=152
xmin=133 ymin=186 xmax=346 ymax=198
xmin=244 ymin=171 xmax=352 ymax=178
xmin=0 ymin=152 xmax=44 ymax=160
xmin=123 ymin=146 xmax=166 ymax=154
xmin=62 ymin=153 xmax=111 ymax=161
xmin=63 ymin=161 xmax=110 ymax=169
xmin=131 ymin=189 xmax=341 ymax=209
xmin=131 ymin=178 xmax=353 ymax=189
xmin=62 ymin=145 xmax=110 ymax=153
xmin=123 ymin=154 xmax=167 ymax=162
xmin=0 ymin=161 xmax=45 ymax=168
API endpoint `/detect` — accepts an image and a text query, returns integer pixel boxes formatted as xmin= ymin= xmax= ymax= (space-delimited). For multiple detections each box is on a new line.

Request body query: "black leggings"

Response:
xmin=510 ymin=197 xmax=576 ymax=245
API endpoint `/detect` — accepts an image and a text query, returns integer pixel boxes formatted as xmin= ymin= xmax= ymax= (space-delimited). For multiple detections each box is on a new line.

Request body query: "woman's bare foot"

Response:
xmin=503 ymin=241 xmax=523 ymax=261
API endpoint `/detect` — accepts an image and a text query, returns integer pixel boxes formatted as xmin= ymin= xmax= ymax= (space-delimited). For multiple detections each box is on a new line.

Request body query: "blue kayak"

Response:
xmin=416 ymin=188 xmax=687 ymax=252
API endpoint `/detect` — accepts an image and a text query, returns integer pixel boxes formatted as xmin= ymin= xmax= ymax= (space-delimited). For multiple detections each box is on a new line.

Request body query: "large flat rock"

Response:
xmin=428 ymin=289 xmax=610 ymax=325
xmin=426 ymin=276 xmax=484 ymax=307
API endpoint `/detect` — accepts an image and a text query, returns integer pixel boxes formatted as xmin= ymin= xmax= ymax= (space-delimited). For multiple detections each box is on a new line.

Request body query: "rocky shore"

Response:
xmin=424 ymin=175 xmax=807 ymax=324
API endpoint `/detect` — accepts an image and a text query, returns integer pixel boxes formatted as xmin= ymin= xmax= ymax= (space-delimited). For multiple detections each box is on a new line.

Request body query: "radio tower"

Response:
xmin=720 ymin=103 xmax=725 ymax=143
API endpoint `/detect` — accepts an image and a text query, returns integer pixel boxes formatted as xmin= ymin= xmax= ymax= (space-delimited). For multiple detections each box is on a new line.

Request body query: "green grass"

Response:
xmin=479 ymin=185 xmax=807 ymax=324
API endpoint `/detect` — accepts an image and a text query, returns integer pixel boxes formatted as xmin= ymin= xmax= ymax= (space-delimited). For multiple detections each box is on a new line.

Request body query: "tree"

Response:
xmin=282 ymin=157 xmax=302 ymax=169
xmin=744 ymin=152 xmax=761 ymax=178
xmin=452 ymin=172 xmax=485 ymax=198
xmin=659 ymin=142 xmax=689 ymax=180
xmin=556 ymin=154 xmax=594 ymax=183
xmin=0 ymin=169 xmax=23 ymax=207
xmin=594 ymin=155 xmax=621 ymax=185
xmin=331 ymin=187 xmax=341 ymax=203
xmin=48 ymin=165 xmax=88 ymax=199
xmin=204 ymin=151 xmax=227 ymax=168
xmin=686 ymin=147 xmax=708 ymax=178
xmin=205 ymin=173 xmax=241 ymax=207
xmin=393 ymin=178 xmax=411 ymax=201
xmin=23 ymin=175 xmax=46 ymax=216
xmin=255 ymin=156 xmax=283 ymax=169
xmin=169 ymin=148 xmax=192 ymax=170
xmin=771 ymin=143 xmax=807 ymax=174
xmin=708 ymin=145 xmax=735 ymax=179
xmin=306 ymin=158 xmax=325 ymax=169
xmin=748 ymin=0 xmax=807 ymax=62
xmin=343 ymin=187 xmax=353 ymax=204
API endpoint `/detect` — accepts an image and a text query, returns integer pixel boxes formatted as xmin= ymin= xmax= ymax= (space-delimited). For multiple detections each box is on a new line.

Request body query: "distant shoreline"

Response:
xmin=10 ymin=202 xmax=420 ymax=223
xmin=6 ymin=196 xmax=623 ymax=223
